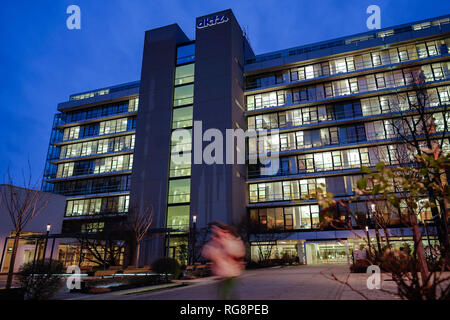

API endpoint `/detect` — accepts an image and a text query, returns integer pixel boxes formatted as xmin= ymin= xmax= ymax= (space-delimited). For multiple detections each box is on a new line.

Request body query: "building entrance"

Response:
xmin=305 ymin=241 xmax=349 ymax=264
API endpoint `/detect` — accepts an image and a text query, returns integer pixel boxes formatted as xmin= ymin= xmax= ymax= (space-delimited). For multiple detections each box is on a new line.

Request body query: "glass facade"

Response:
xmin=248 ymin=111 xmax=450 ymax=156
xmin=245 ymin=29 xmax=450 ymax=240
xmin=65 ymin=195 xmax=129 ymax=217
xmin=43 ymin=95 xmax=138 ymax=234
xmin=59 ymin=117 xmax=136 ymax=142
xmin=173 ymin=84 xmax=194 ymax=107
xmin=167 ymin=205 xmax=190 ymax=230
xmin=250 ymin=205 xmax=320 ymax=230
xmin=53 ymin=175 xmax=130 ymax=196
xmin=176 ymin=43 xmax=195 ymax=65
xmin=166 ymin=42 xmax=195 ymax=243
xmin=175 ymin=64 xmax=195 ymax=85
xmin=56 ymin=154 xmax=133 ymax=178
xmin=56 ymin=98 xmax=138 ymax=125
xmin=247 ymin=86 xmax=450 ymax=130
xmin=172 ymin=106 xmax=193 ymax=129
xmin=59 ymin=134 xmax=135 ymax=159
xmin=247 ymin=62 xmax=450 ymax=111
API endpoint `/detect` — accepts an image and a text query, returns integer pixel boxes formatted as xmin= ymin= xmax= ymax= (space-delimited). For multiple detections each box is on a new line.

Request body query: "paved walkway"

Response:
xmin=0 ymin=275 xmax=20 ymax=288
xmin=65 ymin=265 xmax=400 ymax=300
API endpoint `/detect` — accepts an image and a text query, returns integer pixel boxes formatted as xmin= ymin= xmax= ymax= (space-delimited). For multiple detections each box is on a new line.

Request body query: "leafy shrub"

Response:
xmin=350 ymin=259 xmax=371 ymax=273
xmin=151 ymin=257 xmax=181 ymax=279
xmin=281 ymin=252 xmax=296 ymax=265
xmin=246 ymin=260 xmax=276 ymax=269
xmin=18 ymin=259 xmax=64 ymax=300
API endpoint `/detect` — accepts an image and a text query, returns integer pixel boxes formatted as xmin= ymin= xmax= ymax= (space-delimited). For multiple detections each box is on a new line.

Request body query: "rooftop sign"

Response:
xmin=197 ymin=15 xmax=229 ymax=29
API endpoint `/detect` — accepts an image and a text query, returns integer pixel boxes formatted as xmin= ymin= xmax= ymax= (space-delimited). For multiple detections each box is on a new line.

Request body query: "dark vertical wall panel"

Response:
xmin=190 ymin=10 xmax=247 ymax=229
xmin=130 ymin=24 xmax=189 ymax=264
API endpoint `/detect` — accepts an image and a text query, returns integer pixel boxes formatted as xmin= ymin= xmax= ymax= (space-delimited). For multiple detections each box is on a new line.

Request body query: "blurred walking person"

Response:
xmin=201 ymin=222 xmax=245 ymax=300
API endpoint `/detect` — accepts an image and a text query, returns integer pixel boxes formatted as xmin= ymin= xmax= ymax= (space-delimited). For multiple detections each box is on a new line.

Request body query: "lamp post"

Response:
xmin=365 ymin=225 xmax=372 ymax=258
xmin=191 ymin=214 xmax=197 ymax=264
xmin=42 ymin=224 xmax=51 ymax=263
xmin=424 ymin=218 xmax=435 ymax=262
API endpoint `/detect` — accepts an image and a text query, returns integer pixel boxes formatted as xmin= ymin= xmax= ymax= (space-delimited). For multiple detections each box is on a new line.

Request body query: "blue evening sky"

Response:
xmin=1 ymin=0 xmax=449 ymax=185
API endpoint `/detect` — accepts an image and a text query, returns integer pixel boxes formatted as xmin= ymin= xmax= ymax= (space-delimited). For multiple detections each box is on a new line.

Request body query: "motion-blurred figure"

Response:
xmin=201 ymin=222 xmax=245 ymax=299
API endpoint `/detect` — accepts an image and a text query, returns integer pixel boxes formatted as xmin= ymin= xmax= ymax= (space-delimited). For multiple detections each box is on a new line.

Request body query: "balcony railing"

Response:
xmin=58 ymin=147 xmax=134 ymax=162
xmin=245 ymin=18 xmax=450 ymax=65
xmin=53 ymin=185 xmax=130 ymax=197
xmin=55 ymin=109 xmax=136 ymax=127
xmin=248 ymin=163 xmax=368 ymax=179
xmin=246 ymin=72 xmax=450 ymax=112
xmin=50 ymin=168 xmax=132 ymax=180
xmin=53 ymin=128 xmax=136 ymax=144
xmin=64 ymin=210 xmax=128 ymax=218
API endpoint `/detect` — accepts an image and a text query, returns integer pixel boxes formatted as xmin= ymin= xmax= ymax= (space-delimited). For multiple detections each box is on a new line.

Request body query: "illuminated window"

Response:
xmin=412 ymin=22 xmax=431 ymax=31
xmin=81 ymin=222 xmax=105 ymax=233
xmin=99 ymin=118 xmax=128 ymax=135
xmin=167 ymin=205 xmax=190 ymax=230
xmin=169 ymin=153 xmax=191 ymax=178
xmin=65 ymin=195 xmax=128 ymax=217
xmin=172 ymin=106 xmax=193 ymax=129
xmin=128 ymin=97 xmax=139 ymax=112
xmin=377 ymin=30 xmax=394 ymax=38
xmin=173 ymin=84 xmax=194 ymax=107
xmin=175 ymin=64 xmax=195 ymax=85
xmin=168 ymin=178 xmax=191 ymax=204
xmin=171 ymin=129 xmax=192 ymax=153
xmin=63 ymin=126 xmax=80 ymax=141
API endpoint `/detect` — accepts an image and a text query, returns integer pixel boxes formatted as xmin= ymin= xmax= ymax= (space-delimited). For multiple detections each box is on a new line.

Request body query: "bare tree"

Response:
xmin=386 ymin=72 xmax=450 ymax=256
xmin=314 ymin=150 xmax=450 ymax=299
xmin=1 ymin=167 xmax=49 ymax=289
xmin=75 ymin=235 xmax=125 ymax=268
xmin=237 ymin=214 xmax=288 ymax=264
xmin=126 ymin=204 xmax=153 ymax=267
xmin=193 ymin=225 xmax=211 ymax=263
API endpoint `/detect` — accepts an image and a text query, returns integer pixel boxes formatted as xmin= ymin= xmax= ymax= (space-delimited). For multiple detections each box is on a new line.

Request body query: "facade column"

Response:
xmin=345 ymin=240 xmax=350 ymax=265
xmin=296 ymin=241 xmax=304 ymax=264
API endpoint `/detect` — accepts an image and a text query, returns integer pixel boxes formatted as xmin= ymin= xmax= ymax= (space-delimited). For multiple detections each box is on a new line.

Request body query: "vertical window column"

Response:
xmin=166 ymin=43 xmax=195 ymax=235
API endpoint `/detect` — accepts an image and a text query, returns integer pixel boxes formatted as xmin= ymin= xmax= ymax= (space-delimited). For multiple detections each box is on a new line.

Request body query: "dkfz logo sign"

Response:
xmin=197 ymin=15 xmax=229 ymax=29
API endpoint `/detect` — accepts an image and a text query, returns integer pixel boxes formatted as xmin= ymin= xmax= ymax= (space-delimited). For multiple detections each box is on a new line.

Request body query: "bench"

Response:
xmin=195 ymin=264 xmax=208 ymax=276
xmin=122 ymin=268 xmax=152 ymax=274
xmin=80 ymin=267 xmax=93 ymax=274
xmin=185 ymin=265 xmax=195 ymax=272
xmin=109 ymin=266 xmax=123 ymax=271
xmin=185 ymin=264 xmax=210 ymax=277
xmin=94 ymin=270 xmax=117 ymax=278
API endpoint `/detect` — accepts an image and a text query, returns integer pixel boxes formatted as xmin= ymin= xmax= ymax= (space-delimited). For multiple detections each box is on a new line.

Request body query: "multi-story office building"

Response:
xmin=42 ymin=82 xmax=139 ymax=263
xmin=43 ymin=9 xmax=450 ymax=265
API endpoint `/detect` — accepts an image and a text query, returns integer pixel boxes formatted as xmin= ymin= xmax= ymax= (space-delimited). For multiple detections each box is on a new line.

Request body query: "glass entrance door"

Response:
xmin=305 ymin=241 xmax=348 ymax=264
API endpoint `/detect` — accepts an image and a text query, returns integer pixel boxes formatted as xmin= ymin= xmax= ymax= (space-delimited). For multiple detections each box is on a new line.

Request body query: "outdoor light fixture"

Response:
xmin=370 ymin=203 xmax=376 ymax=212
xmin=365 ymin=226 xmax=369 ymax=232
xmin=47 ymin=224 xmax=51 ymax=232
xmin=191 ymin=214 xmax=198 ymax=265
